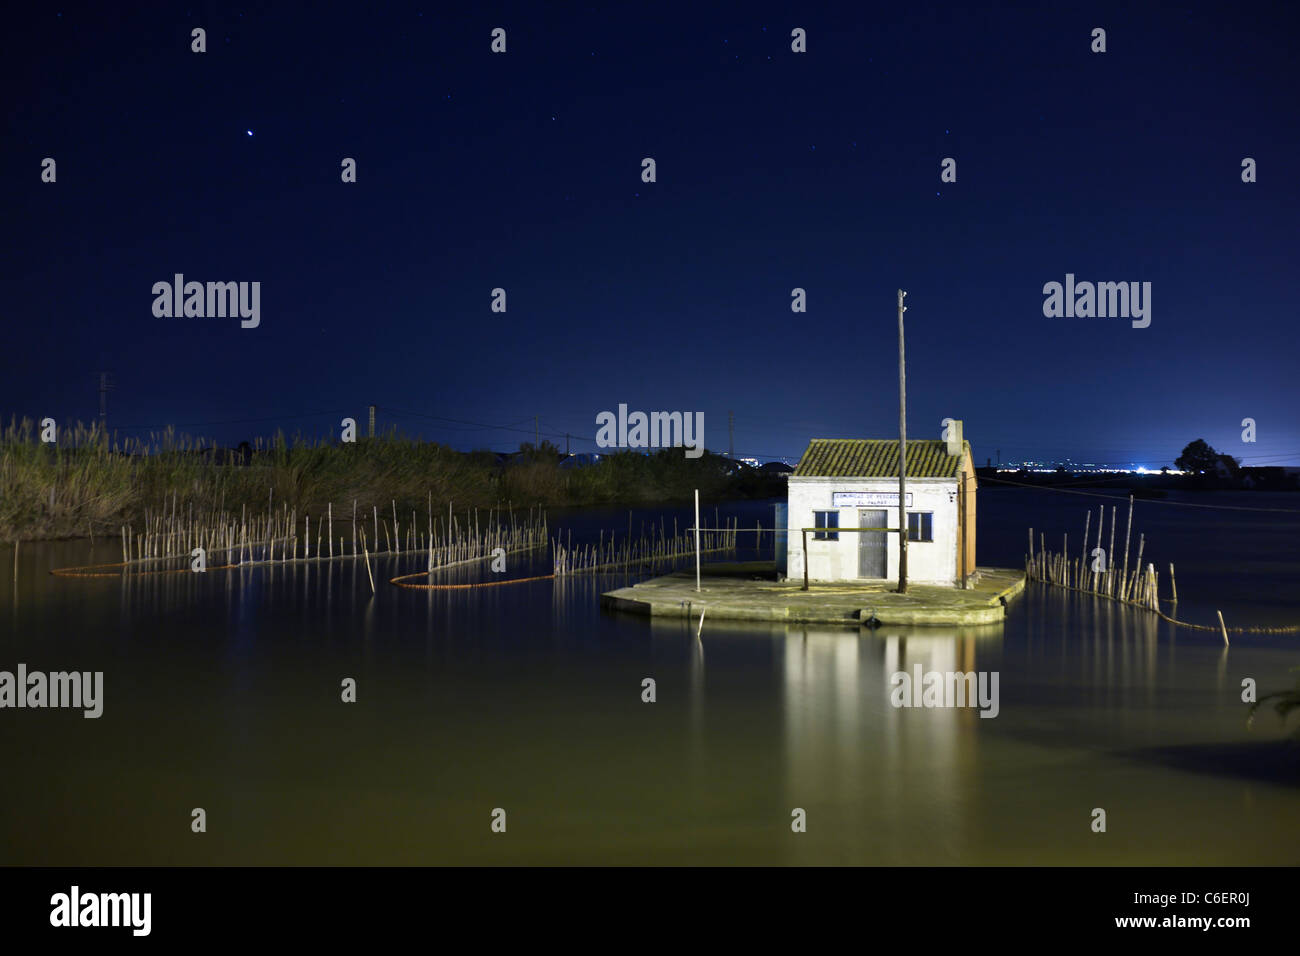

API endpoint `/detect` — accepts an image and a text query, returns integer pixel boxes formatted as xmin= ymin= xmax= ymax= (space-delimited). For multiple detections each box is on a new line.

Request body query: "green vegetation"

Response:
xmin=0 ymin=419 xmax=786 ymax=541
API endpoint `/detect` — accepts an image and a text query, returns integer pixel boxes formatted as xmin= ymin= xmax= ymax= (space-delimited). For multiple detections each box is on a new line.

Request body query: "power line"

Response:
xmin=97 ymin=371 xmax=113 ymax=427
xmin=979 ymin=475 xmax=1300 ymax=513
xmin=380 ymin=405 xmax=566 ymax=440
xmin=111 ymin=409 xmax=352 ymax=429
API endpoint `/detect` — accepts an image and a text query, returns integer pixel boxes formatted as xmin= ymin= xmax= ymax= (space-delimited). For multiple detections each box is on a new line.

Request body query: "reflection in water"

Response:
xmin=2 ymin=500 xmax=1299 ymax=865
xmin=647 ymin=608 xmax=709 ymax=777
xmin=780 ymin=624 xmax=1002 ymax=863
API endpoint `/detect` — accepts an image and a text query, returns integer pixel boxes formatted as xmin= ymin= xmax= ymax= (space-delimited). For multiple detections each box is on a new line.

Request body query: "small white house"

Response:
xmin=784 ymin=437 xmax=977 ymax=587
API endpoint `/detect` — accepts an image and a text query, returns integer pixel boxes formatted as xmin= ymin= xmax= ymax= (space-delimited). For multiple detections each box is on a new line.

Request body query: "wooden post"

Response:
xmin=1080 ymin=510 xmax=1090 ymax=590
xmin=1107 ymin=505 xmax=1117 ymax=596
xmin=897 ymin=288 xmax=909 ymax=594
xmin=1131 ymin=533 xmax=1144 ymax=603
xmin=1169 ymin=562 xmax=1177 ymax=603
xmin=1120 ymin=494 xmax=1134 ymax=600
xmin=1217 ymin=610 xmax=1229 ymax=646
xmin=1091 ymin=505 xmax=1104 ymax=593
xmin=694 ymin=489 xmax=701 ymax=593
xmin=958 ymin=472 xmax=966 ymax=587
xmin=802 ymin=528 xmax=809 ymax=591
xmin=362 ymin=530 xmax=375 ymax=593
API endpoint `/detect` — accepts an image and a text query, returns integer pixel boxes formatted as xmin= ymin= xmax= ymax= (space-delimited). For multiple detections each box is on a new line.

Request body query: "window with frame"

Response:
xmin=907 ymin=511 xmax=933 ymax=542
xmin=813 ymin=510 xmax=839 ymax=541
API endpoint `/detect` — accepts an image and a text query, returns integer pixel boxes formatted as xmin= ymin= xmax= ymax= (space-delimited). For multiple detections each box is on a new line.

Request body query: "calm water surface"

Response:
xmin=1 ymin=491 xmax=1297 ymax=864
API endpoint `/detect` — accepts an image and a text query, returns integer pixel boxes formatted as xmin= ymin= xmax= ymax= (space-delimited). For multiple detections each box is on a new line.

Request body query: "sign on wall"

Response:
xmin=832 ymin=491 xmax=913 ymax=507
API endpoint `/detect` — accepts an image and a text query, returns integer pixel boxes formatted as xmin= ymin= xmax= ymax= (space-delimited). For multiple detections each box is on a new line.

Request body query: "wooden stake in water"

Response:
xmin=361 ymin=530 xmax=376 ymax=595
xmin=1169 ymin=562 xmax=1177 ymax=603
xmin=1080 ymin=511 xmax=1090 ymax=587
xmin=694 ymin=489 xmax=701 ymax=593
xmin=1217 ymin=610 xmax=1229 ymax=646
xmin=1131 ymin=532 xmax=1145 ymax=603
xmin=1093 ymin=505 xmax=1105 ymax=592
xmin=1107 ymin=506 xmax=1117 ymax=596
xmin=1120 ymin=494 xmax=1134 ymax=599
xmin=696 ymin=606 xmax=706 ymax=639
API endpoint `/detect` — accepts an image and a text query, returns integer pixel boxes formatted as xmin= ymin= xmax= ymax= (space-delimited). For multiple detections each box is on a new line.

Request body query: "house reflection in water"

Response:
xmin=780 ymin=624 xmax=1004 ymax=864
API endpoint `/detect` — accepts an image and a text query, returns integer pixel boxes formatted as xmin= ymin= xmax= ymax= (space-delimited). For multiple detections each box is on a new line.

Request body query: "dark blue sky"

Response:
xmin=4 ymin=1 xmax=1297 ymax=466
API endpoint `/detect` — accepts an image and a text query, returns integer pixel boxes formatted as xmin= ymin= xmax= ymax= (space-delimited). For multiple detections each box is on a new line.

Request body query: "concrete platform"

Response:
xmin=601 ymin=562 xmax=1025 ymax=627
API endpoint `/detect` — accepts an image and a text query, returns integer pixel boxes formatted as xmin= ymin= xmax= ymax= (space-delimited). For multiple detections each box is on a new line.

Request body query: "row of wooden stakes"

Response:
xmin=1025 ymin=495 xmax=1172 ymax=612
xmin=119 ymin=494 xmax=548 ymax=572
xmin=552 ymin=517 xmax=743 ymax=576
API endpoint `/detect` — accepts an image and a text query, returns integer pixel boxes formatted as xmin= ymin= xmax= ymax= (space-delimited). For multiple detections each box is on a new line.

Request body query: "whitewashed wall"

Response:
xmin=786 ymin=477 xmax=959 ymax=585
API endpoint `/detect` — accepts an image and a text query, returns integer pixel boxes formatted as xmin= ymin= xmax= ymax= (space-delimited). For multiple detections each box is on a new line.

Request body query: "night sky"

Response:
xmin=4 ymin=2 xmax=1297 ymax=467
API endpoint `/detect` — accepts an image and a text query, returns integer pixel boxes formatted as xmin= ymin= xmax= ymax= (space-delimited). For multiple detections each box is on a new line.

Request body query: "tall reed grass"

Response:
xmin=0 ymin=418 xmax=779 ymax=541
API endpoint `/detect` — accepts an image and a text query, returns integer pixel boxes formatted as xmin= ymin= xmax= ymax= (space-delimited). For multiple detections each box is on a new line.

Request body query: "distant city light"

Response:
xmin=995 ymin=464 xmax=1186 ymax=476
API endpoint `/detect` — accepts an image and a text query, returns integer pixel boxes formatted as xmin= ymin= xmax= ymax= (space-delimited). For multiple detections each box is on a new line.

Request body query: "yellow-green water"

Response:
xmin=1 ymin=493 xmax=1296 ymax=864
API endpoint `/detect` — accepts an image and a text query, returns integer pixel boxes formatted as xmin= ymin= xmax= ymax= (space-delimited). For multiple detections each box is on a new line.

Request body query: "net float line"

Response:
xmin=389 ymin=571 xmax=556 ymax=590
xmin=50 ymin=560 xmax=240 ymax=578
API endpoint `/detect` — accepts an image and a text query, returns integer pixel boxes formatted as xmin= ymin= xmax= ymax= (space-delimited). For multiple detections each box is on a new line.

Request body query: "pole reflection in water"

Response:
xmin=781 ymin=624 xmax=1003 ymax=863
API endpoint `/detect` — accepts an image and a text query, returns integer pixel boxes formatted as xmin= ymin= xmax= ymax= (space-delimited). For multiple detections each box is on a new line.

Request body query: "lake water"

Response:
xmin=1 ymin=489 xmax=1297 ymax=864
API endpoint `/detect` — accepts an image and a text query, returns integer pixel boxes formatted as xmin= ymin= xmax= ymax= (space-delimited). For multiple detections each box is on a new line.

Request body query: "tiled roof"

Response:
xmin=792 ymin=439 xmax=967 ymax=478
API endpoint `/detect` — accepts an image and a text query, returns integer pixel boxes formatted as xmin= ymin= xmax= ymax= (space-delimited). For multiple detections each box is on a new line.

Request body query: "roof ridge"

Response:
xmin=793 ymin=437 xmax=966 ymax=478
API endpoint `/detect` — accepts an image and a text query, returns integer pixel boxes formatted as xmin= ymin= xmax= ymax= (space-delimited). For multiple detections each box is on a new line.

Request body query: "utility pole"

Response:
xmin=897 ymin=289 xmax=908 ymax=594
xmin=565 ymin=432 xmax=570 ymax=456
xmin=728 ymin=410 xmax=734 ymax=458
xmin=368 ymin=405 xmax=375 ymax=439
xmin=535 ymin=415 xmax=540 ymax=447
xmin=97 ymin=371 xmax=113 ymax=432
